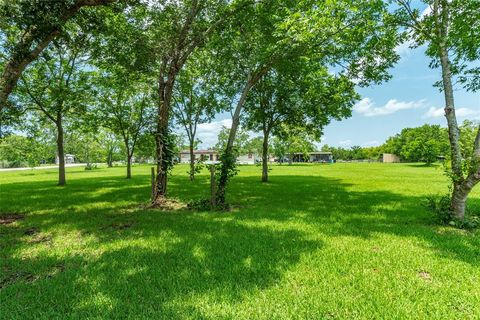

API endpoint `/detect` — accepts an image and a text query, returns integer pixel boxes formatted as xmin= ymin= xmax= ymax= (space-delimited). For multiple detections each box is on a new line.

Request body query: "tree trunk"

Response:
xmin=217 ymin=80 xmax=254 ymax=204
xmin=437 ymin=33 xmax=468 ymax=219
xmin=262 ymin=130 xmax=269 ymax=182
xmin=153 ymin=78 xmax=175 ymax=203
xmin=288 ymin=153 xmax=293 ymax=165
xmin=107 ymin=147 xmax=113 ymax=167
xmin=451 ymin=184 xmax=468 ymax=220
xmin=435 ymin=4 xmax=480 ymax=220
xmin=56 ymin=120 xmax=66 ymax=186
xmin=126 ymin=154 xmax=132 ymax=179
xmin=189 ymin=142 xmax=195 ymax=181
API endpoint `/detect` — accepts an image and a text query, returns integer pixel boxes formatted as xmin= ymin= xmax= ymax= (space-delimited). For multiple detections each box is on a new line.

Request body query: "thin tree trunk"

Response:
xmin=262 ymin=130 xmax=269 ymax=182
xmin=126 ymin=154 xmax=132 ymax=179
xmin=434 ymin=0 xmax=480 ymax=220
xmin=189 ymin=141 xmax=195 ymax=181
xmin=217 ymin=80 xmax=254 ymax=204
xmin=56 ymin=120 xmax=66 ymax=186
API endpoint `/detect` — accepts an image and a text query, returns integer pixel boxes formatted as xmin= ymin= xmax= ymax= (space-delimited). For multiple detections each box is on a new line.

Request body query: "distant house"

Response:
xmin=179 ymin=150 xmax=219 ymax=163
xmin=179 ymin=150 xmax=256 ymax=165
xmin=236 ymin=152 xmax=256 ymax=164
xmin=55 ymin=154 xmax=75 ymax=164
xmin=290 ymin=152 xmax=333 ymax=163
xmin=382 ymin=153 xmax=400 ymax=163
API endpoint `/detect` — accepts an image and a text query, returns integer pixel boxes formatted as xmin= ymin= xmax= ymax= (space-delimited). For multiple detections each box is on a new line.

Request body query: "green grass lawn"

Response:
xmin=1 ymin=163 xmax=479 ymax=319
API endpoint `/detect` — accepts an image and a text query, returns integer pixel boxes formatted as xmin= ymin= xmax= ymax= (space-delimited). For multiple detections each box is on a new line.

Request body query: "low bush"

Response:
xmin=84 ymin=163 xmax=98 ymax=170
xmin=425 ymin=194 xmax=479 ymax=229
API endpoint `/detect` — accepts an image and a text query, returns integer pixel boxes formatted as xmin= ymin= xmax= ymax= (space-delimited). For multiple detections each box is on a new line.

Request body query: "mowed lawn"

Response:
xmin=1 ymin=163 xmax=479 ymax=319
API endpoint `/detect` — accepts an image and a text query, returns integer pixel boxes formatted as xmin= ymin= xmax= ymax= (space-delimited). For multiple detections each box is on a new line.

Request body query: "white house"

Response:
xmin=236 ymin=152 xmax=256 ymax=164
xmin=55 ymin=154 xmax=75 ymax=164
xmin=179 ymin=150 xmax=256 ymax=165
xmin=179 ymin=150 xmax=219 ymax=163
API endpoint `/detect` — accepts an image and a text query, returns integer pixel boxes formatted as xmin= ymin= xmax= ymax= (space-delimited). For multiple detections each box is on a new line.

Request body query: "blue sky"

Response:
xmin=322 ymin=45 xmax=480 ymax=148
xmin=195 ymin=44 xmax=480 ymax=149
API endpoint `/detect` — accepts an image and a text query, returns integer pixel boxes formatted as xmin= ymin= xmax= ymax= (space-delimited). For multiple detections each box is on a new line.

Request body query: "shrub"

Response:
xmin=425 ymin=194 xmax=452 ymax=224
xmin=425 ymin=194 xmax=479 ymax=229
xmin=84 ymin=163 xmax=98 ymax=170
xmin=187 ymin=199 xmax=213 ymax=211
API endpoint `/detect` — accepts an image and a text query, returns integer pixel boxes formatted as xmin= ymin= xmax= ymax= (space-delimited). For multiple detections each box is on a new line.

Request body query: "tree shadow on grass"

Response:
xmin=404 ymin=163 xmax=441 ymax=168
xmin=1 ymin=169 xmax=479 ymax=318
xmin=1 ymin=211 xmax=319 ymax=318
xmin=226 ymin=175 xmax=480 ymax=267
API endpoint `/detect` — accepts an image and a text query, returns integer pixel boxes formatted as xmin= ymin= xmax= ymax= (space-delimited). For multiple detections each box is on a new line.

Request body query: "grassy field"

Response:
xmin=1 ymin=163 xmax=479 ymax=319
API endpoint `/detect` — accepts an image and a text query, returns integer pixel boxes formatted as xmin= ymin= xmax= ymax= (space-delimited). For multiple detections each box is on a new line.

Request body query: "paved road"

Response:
xmin=0 ymin=163 xmax=86 ymax=172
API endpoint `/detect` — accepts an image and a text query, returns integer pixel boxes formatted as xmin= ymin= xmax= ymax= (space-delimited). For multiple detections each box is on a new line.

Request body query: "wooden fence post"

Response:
xmin=210 ymin=165 xmax=216 ymax=208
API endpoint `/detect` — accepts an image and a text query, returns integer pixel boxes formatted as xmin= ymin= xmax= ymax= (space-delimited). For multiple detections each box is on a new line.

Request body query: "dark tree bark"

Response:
xmin=0 ymin=0 xmax=115 ymax=112
xmin=189 ymin=142 xmax=195 ymax=181
xmin=262 ymin=129 xmax=270 ymax=182
xmin=122 ymin=135 xmax=135 ymax=179
xmin=107 ymin=150 xmax=113 ymax=167
xmin=126 ymin=154 xmax=132 ymax=179
xmin=153 ymin=77 xmax=175 ymax=201
xmin=56 ymin=117 xmax=66 ymax=186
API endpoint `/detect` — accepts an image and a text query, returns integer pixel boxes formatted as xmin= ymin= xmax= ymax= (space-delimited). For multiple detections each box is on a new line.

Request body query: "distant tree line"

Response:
xmin=321 ymin=121 xmax=478 ymax=165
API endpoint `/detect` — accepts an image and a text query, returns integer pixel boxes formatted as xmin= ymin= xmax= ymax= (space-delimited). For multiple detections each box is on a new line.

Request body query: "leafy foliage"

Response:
xmin=0 ymin=134 xmax=53 ymax=168
xmin=383 ymin=124 xmax=449 ymax=164
xmin=425 ymin=193 xmax=479 ymax=229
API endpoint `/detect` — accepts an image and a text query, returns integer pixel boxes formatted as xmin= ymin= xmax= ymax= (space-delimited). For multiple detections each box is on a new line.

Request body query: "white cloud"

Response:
xmin=354 ymin=97 xmax=426 ymax=117
xmin=421 ymin=6 xmax=432 ymax=18
xmin=196 ymin=118 xmax=232 ymax=148
xmin=457 ymin=108 xmax=480 ymax=117
xmin=423 ymin=107 xmax=480 ymax=118
xmin=423 ymin=107 xmax=444 ymax=118
xmin=339 ymin=140 xmax=352 ymax=147
xmin=394 ymin=39 xmax=415 ymax=58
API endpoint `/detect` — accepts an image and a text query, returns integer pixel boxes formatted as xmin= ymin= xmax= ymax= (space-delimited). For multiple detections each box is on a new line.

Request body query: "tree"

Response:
xmin=272 ymin=137 xmax=287 ymax=165
xmin=97 ymin=129 xmax=122 ymax=167
xmin=65 ymin=130 xmax=104 ymax=166
xmin=244 ymin=136 xmax=264 ymax=158
xmin=214 ymin=126 xmax=250 ymax=154
xmin=95 ymin=75 xmax=153 ymax=179
xmin=395 ymin=0 xmax=480 ymax=220
xmin=280 ymin=126 xmax=316 ymax=164
xmin=172 ymin=53 xmax=224 ymax=180
xmin=243 ymin=59 xmax=356 ymax=182
xmin=145 ymin=0 xmax=254 ymax=203
xmin=0 ymin=0 xmax=115 ymax=115
xmin=382 ymin=125 xmax=449 ymax=164
xmin=215 ymin=0 xmax=401 ymax=204
xmin=0 ymin=134 xmax=53 ymax=168
xmin=459 ymin=120 xmax=479 ymax=161
xmin=135 ymin=133 xmax=157 ymax=163
xmin=13 ymin=29 xmax=92 ymax=185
